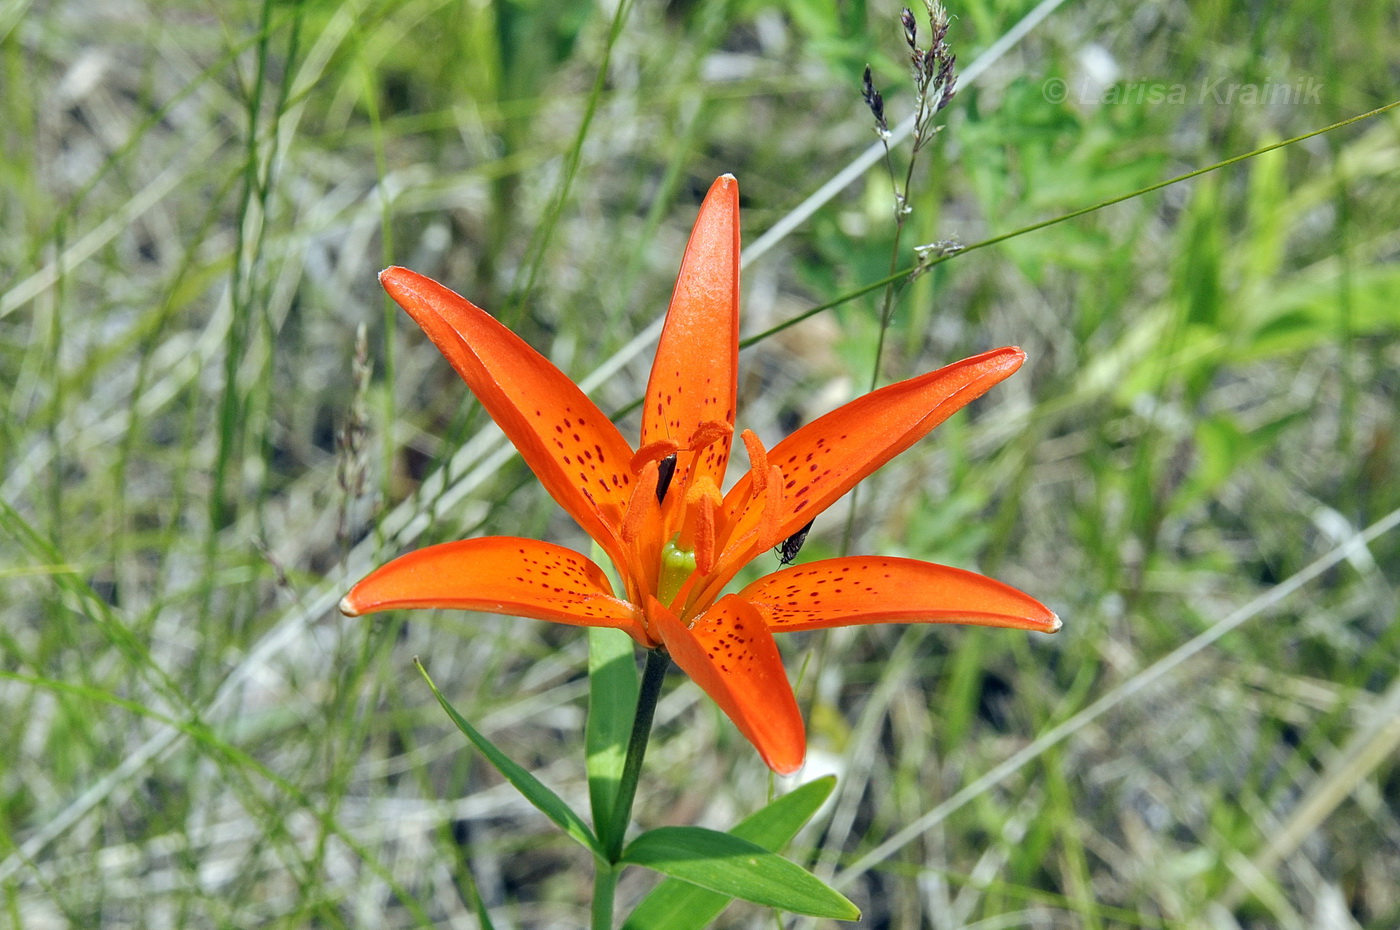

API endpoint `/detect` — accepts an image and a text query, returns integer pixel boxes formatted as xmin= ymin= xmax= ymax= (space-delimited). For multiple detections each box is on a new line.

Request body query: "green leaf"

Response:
xmin=1247 ymin=264 xmax=1400 ymax=358
xmin=620 ymin=823 xmax=858 ymax=921
xmin=462 ymin=864 xmax=498 ymax=930
xmin=1243 ymin=136 xmax=1286 ymax=285
xmin=586 ymin=626 xmax=639 ymax=850
xmin=622 ymin=776 xmax=838 ymax=930
xmin=414 ymin=659 xmax=601 ymax=856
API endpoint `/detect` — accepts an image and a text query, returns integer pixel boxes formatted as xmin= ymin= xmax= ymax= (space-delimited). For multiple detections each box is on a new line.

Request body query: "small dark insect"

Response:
xmin=655 ymin=453 xmax=678 ymax=504
xmin=774 ymin=519 xmax=815 ymax=567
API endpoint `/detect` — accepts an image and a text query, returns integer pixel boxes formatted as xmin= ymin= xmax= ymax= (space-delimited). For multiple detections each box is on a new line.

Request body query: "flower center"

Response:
xmin=658 ymin=538 xmax=697 ymax=606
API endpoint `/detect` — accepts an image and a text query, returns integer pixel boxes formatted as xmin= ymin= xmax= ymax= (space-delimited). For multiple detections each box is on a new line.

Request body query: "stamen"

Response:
xmin=689 ymin=465 xmax=786 ymax=613
xmin=682 ymin=476 xmax=723 ymax=576
xmin=759 ymin=465 xmax=784 ymax=552
xmin=740 ymin=429 xmax=769 ymax=496
xmin=693 ymin=493 xmax=716 ymax=576
xmin=630 ymin=439 xmax=679 ymax=475
xmin=687 ymin=419 xmax=733 ymax=451
xmin=621 ymin=459 xmax=660 ymax=544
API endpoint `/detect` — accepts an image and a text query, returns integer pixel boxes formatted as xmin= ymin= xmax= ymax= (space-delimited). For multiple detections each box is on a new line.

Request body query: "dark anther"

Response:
xmin=774 ymin=519 xmax=815 ymax=567
xmin=655 ymin=453 xmax=678 ymax=504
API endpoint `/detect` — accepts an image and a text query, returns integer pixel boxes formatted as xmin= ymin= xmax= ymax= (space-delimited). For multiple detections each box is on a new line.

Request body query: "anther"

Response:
xmin=630 ymin=439 xmax=679 ymax=476
xmin=687 ymin=419 xmax=733 ymax=451
xmin=758 ymin=465 xmax=784 ymax=552
xmin=621 ymin=459 xmax=660 ymax=544
xmin=682 ymin=477 xmax=723 ymax=576
xmin=740 ymin=429 xmax=769 ymax=496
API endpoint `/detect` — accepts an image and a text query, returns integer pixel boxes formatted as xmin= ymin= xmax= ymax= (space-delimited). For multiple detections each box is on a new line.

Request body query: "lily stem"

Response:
xmin=590 ymin=861 xmax=618 ymax=930
xmin=593 ymin=647 xmax=669 ymax=929
xmin=605 ymin=647 xmax=671 ymax=862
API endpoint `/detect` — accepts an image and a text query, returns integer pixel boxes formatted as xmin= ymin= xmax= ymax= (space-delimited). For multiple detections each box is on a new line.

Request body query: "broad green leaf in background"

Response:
xmin=415 ymin=659 xmax=601 ymax=856
xmin=1247 ymin=264 xmax=1400 ymax=358
xmin=621 ymin=823 xmax=859 ymax=921
xmin=622 ymin=775 xmax=838 ymax=930
xmin=586 ymin=626 xmax=640 ymax=851
xmin=1171 ymin=411 xmax=1305 ymax=515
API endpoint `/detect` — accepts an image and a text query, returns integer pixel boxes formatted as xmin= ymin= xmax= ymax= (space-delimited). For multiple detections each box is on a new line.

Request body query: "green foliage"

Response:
xmin=586 ymin=627 xmax=640 ymax=851
xmin=623 ymin=775 xmax=837 ymax=929
xmin=621 ymin=825 xmax=858 ymax=920
xmin=4 ymin=0 xmax=1399 ymax=926
xmin=417 ymin=659 xmax=602 ymax=856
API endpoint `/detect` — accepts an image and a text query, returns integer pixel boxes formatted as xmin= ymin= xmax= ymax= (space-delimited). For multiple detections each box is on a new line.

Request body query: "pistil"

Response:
xmin=658 ymin=539 xmax=697 ymax=606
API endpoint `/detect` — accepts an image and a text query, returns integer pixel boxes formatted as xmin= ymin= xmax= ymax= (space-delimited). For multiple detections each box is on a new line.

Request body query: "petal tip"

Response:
xmin=770 ymin=752 xmax=805 ymax=777
xmin=338 ymin=594 xmax=362 ymax=617
xmin=1047 ymin=611 xmax=1062 ymax=633
xmin=379 ymin=265 xmax=413 ymax=290
xmin=981 ymin=346 xmax=1026 ymax=380
xmin=710 ymin=174 xmax=738 ymax=199
xmin=380 ymin=266 xmax=435 ymax=303
xmin=763 ymin=735 xmax=806 ymax=776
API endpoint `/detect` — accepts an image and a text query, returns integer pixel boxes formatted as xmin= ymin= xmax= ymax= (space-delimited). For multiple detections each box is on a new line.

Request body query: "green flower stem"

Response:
xmin=592 ymin=647 xmax=670 ymax=929
xmin=605 ymin=647 xmax=670 ymax=861
xmin=591 ymin=860 xmax=617 ymax=930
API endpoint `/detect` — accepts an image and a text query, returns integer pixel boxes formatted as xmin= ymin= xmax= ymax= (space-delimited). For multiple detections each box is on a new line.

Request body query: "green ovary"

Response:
xmin=659 ymin=539 xmax=697 ymax=606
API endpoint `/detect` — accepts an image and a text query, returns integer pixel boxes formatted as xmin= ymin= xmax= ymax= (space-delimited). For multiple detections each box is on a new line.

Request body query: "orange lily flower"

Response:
xmin=341 ymin=175 xmax=1058 ymax=774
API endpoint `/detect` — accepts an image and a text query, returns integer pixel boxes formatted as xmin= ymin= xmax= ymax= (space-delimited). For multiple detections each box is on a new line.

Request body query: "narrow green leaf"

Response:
xmin=463 ymin=863 xmax=497 ymax=930
xmin=620 ymin=824 xmax=858 ymax=921
xmin=586 ymin=626 xmax=639 ymax=850
xmin=415 ymin=659 xmax=601 ymax=856
xmin=1243 ymin=137 xmax=1286 ymax=285
xmin=622 ymin=776 xmax=838 ymax=930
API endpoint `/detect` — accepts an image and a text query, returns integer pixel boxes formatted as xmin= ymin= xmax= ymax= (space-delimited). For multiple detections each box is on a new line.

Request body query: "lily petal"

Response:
xmin=720 ymin=347 xmax=1026 ymax=564
xmin=740 ymin=556 xmax=1060 ymax=634
xmin=340 ymin=536 xmax=649 ymax=643
xmin=651 ymin=594 xmax=805 ymax=775
xmin=381 ymin=267 xmax=637 ymax=563
xmin=641 ymin=175 xmax=741 ymax=498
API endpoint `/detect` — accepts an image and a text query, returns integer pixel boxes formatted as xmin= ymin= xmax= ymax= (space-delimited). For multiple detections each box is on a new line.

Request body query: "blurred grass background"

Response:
xmin=3 ymin=0 xmax=1399 ymax=926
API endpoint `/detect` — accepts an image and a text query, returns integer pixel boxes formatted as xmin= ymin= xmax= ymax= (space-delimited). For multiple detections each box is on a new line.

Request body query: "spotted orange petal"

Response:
xmin=739 ymin=556 xmax=1059 ymax=634
xmin=719 ymin=347 xmax=1026 ymax=565
xmin=381 ymin=267 xmax=637 ymax=564
xmin=340 ymin=536 xmax=648 ymax=644
xmin=640 ymin=175 xmax=741 ymax=498
xmin=651 ymin=594 xmax=805 ymax=775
